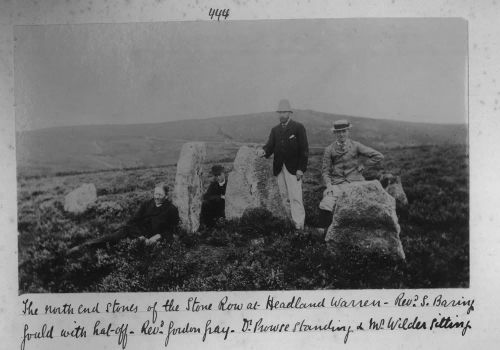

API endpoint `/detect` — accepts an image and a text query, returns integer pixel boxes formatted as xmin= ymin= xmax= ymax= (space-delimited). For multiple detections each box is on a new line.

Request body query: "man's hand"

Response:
xmin=221 ymin=195 xmax=225 ymax=200
xmin=296 ymin=170 xmax=304 ymax=181
xmin=357 ymin=165 xmax=365 ymax=172
xmin=256 ymin=148 xmax=266 ymax=158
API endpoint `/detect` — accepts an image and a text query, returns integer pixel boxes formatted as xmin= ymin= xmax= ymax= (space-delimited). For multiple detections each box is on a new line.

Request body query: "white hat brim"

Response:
xmin=331 ymin=125 xmax=352 ymax=132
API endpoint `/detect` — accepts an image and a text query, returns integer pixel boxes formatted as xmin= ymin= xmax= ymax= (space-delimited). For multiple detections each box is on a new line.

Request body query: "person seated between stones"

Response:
xmin=200 ymin=165 xmax=227 ymax=228
xmin=317 ymin=120 xmax=384 ymax=233
xmin=69 ymin=182 xmax=179 ymax=253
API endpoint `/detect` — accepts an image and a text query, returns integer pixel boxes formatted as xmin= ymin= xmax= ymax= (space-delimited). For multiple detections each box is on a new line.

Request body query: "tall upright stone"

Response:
xmin=325 ymin=180 xmax=405 ymax=261
xmin=173 ymin=142 xmax=206 ymax=233
xmin=225 ymin=145 xmax=289 ymax=220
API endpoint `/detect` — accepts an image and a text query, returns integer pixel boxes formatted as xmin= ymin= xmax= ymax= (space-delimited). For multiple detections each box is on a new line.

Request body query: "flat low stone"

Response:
xmin=64 ymin=183 xmax=97 ymax=214
xmin=325 ymin=180 xmax=405 ymax=261
xmin=225 ymin=145 xmax=288 ymax=220
xmin=173 ymin=142 xmax=206 ymax=233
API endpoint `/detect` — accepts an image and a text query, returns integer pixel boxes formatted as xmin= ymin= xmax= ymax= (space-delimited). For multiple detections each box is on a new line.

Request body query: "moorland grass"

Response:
xmin=18 ymin=144 xmax=468 ymax=292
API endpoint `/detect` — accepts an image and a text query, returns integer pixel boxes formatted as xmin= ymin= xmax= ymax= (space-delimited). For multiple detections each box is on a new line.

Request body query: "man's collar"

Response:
xmin=335 ymin=139 xmax=350 ymax=151
xmin=218 ymin=179 xmax=226 ymax=186
xmin=153 ymin=198 xmax=169 ymax=207
xmin=280 ymin=117 xmax=291 ymax=127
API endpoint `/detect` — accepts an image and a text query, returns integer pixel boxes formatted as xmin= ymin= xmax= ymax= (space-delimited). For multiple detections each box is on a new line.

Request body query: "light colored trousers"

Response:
xmin=277 ymin=165 xmax=305 ymax=229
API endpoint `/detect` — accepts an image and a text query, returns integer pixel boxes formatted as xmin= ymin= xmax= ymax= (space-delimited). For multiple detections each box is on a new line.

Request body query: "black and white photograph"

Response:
xmin=15 ymin=18 xmax=469 ymax=293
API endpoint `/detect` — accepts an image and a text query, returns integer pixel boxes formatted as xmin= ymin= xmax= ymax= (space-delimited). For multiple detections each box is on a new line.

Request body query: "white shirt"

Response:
xmin=281 ymin=117 xmax=291 ymax=127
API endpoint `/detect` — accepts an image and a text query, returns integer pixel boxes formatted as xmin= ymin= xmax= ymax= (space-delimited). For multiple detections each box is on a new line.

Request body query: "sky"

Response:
xmin=14 ymin=18 xmax=467 ymax=131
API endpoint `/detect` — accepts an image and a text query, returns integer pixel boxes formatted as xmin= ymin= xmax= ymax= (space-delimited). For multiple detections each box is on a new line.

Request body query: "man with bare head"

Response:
xmin=69 ymin=182 xmax=179 ymax=253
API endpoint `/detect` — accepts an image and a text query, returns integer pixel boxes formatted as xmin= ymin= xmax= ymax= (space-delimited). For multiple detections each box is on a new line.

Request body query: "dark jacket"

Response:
xmin=203 ymin=180 xmax=227 ymax=202
xmin=263 ymin=119 xmax=309 ymax=176
xmin=81 ymin=198 xmax=180 ymax=248
xmin=128 ymin=198 xmax=179 ymax=237
xmin=201 ymin=180 xmax=227 ymax=227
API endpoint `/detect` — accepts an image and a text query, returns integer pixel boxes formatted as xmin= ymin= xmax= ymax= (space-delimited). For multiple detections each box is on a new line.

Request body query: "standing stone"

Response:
xmin=173 ymin=142 xmax=206 ymax=233
xmin=325 ymin=180 xmax=405 ymax=260
xmin=381 ymin=174 xmax=409 ymax=210
xmin=64 ymin=183 xmax=97 ymax=214
xmin=225 ymin=145 xmax=289 ymax=220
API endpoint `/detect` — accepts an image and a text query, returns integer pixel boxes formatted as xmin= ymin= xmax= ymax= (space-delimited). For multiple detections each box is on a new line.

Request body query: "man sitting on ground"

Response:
xmin=200 ymin=165 xmax=227 ymax=228
xmin=69 ymin=182 xmax=179 ymax=253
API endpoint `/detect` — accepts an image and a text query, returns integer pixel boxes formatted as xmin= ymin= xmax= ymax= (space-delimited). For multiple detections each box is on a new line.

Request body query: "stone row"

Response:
xmin=63 ymin=142 xmax=407 ymax=260
xmin=172 ymin=142 xmax=288 ymax=233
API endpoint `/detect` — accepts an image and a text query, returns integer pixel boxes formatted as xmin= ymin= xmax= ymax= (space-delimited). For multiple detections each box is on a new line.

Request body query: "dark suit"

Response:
xmin=128 ymin=199 xmax=180 ymax=237
xmin=81 ymin=199 xmax=179 ymax=247
xmin=262 ymin=118 xmax=308 ymax=229
xmin=201 ymin=180 xmax=227 ymax=228
xmin=263 ymin=119 xmax=309 ymax=176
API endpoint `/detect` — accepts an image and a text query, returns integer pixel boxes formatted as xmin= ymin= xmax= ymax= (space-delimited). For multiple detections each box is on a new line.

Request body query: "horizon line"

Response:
xmin=18 ymin=108 xmax=468 ymax=133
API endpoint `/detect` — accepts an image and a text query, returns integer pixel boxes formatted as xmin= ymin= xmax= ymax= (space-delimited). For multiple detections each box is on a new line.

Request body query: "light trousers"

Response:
xmin=318 ymin=185 xmax=343 ymax=229
xmin=277 ymin=165 xmax=305 ymax=229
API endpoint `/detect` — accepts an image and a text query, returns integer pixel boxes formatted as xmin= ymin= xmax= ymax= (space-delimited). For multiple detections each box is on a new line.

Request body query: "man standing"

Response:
xmin=257 ymin=99 xmax=309 ymax=230
xmin=318 ymin=120 xmax=384 ymax=231
xmin=200 ymin=165 xmax=227 ymax=228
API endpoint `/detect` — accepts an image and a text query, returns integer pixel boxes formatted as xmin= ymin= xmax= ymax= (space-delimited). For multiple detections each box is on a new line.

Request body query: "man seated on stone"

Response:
xmin=317 ymin=120 xmax=384 ymax=233
xmin=200 ymin=165 xmax=227 ymax=228
xmin=69 ymin=182 xmax=179 ymax=253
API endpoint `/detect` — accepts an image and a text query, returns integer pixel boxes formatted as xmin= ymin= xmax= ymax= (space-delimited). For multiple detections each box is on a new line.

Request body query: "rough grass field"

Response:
xmin=18 ymin=144 xmax=468 ymax=293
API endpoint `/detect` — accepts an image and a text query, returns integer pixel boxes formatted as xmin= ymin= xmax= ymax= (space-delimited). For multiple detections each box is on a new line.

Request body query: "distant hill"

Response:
xmin=16 ymin=110 xmax=467 ymax=177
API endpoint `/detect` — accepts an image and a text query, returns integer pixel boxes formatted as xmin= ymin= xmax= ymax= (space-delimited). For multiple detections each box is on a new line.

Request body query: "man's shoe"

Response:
xmin=68 ymin=246 xmax=79 ymax=254
xmin=68 ymin=244 xmax=84 ymax=255
xmin=294 ymin=223 xmax=305 ymax=230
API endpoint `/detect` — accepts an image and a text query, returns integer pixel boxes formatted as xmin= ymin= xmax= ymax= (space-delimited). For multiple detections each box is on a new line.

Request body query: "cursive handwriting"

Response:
xmin=266 ymin=295 xmax=325 ymax=310
xmin=164 ymin=321 xmax=200 ymax=348
xmin=22 ymin=299 xmax=38 ymax=316
xmin=93 ymin=321 xmax=130 ymax=349
xmin=18 ymin=293 xmax=476 ymax=349
xmin=20 ymin=323 xmax=54 ymax=350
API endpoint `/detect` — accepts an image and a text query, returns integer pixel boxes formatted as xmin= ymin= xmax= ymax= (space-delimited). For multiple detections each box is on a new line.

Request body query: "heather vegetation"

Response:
xmin=18 ymin=144 xmax=468 ymax=293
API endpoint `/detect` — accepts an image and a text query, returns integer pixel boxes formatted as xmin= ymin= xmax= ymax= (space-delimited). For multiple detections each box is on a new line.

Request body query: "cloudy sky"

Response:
xmin=14 ymin=18 xmax=467 ymax=131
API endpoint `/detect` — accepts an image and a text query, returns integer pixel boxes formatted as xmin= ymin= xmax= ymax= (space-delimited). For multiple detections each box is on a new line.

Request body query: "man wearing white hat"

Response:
xmin=257 ymin=99 xmax=309 ymax=230
xmin=317 ymin=120 xmax=384 ymax=232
